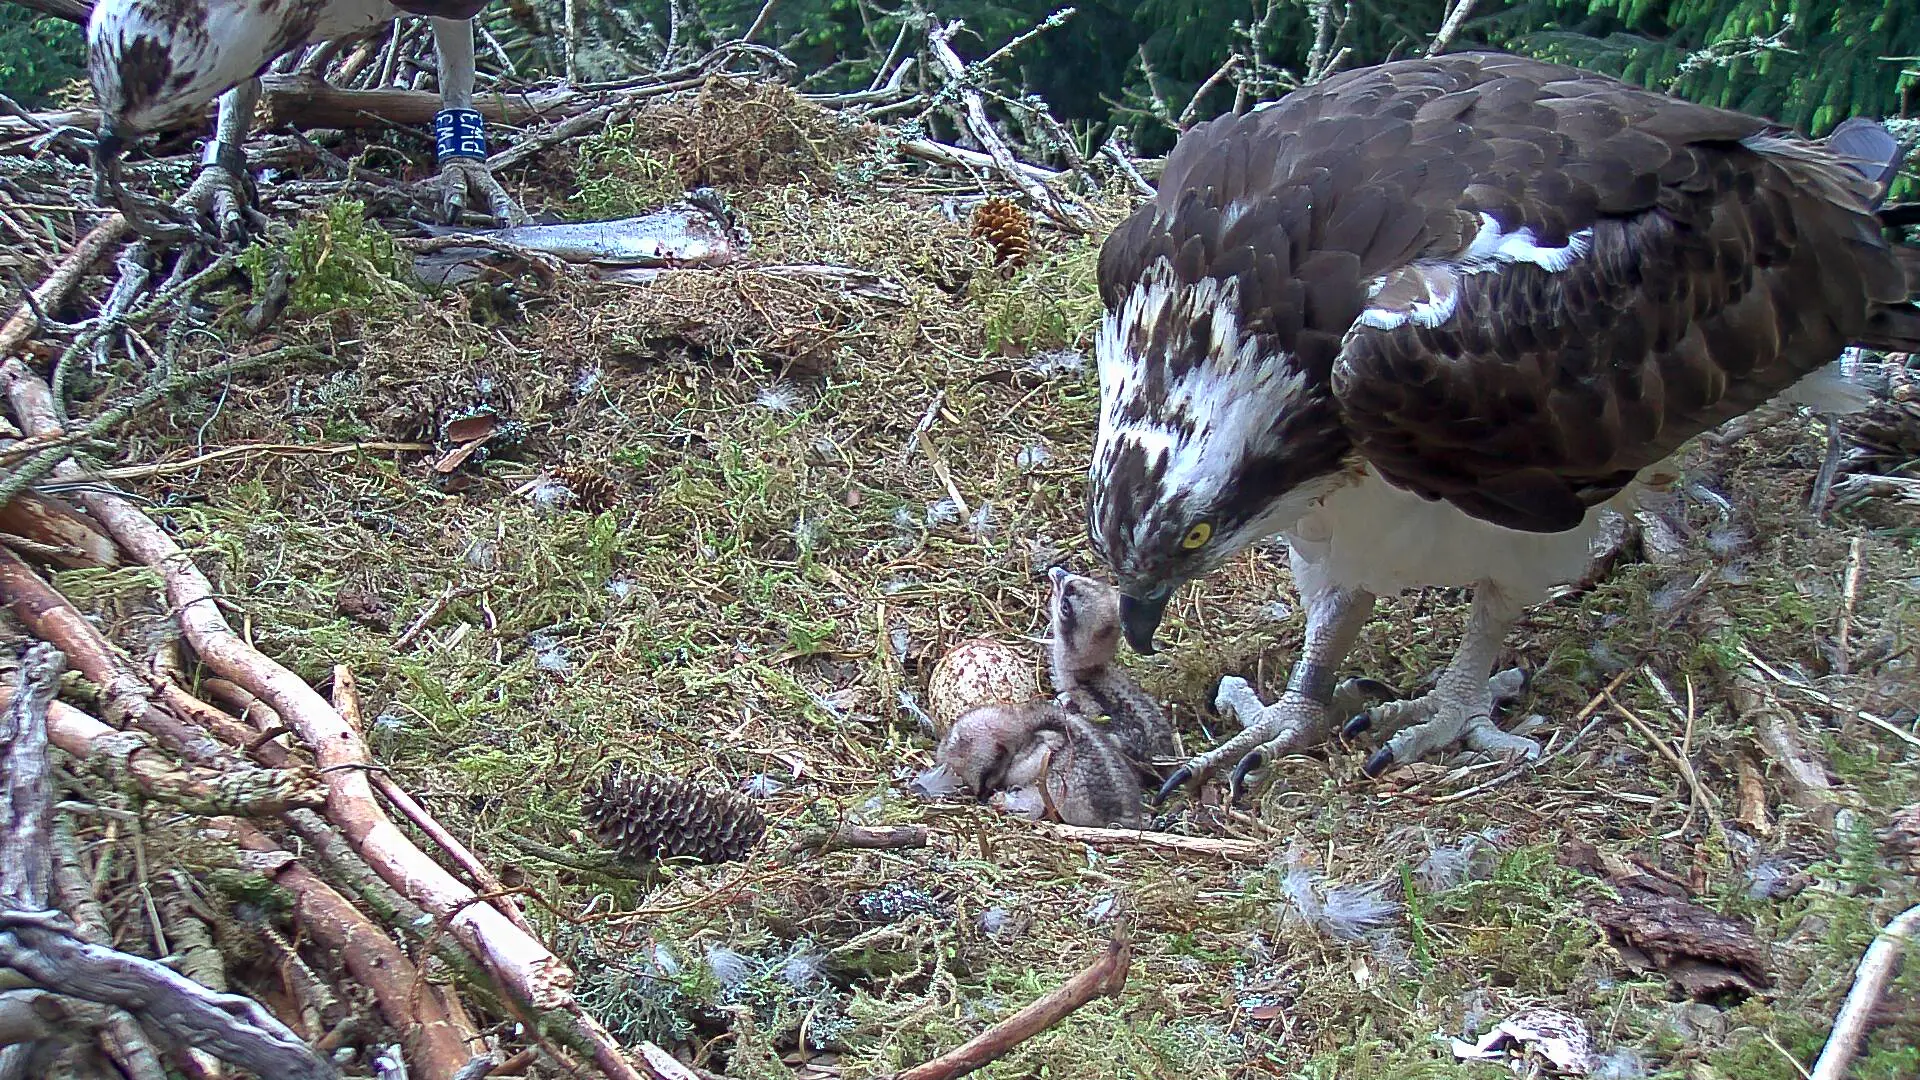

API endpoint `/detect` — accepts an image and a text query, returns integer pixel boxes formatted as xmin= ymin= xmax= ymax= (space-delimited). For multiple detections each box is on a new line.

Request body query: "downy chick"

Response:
xmin=935 ymin=702 xmax=1144 ymax=829
xmin=1047 ymin=567 xmax=1176 ymax=761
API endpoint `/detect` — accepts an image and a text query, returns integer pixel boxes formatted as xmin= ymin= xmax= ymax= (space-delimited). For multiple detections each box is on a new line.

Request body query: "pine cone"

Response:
xmin=554 ymin=465 xmax=622 ymax=514
xmin=582 ymin=766 xmax=766 ymax=865
xmin=971 ymin=197 xmax=1032 ymax=269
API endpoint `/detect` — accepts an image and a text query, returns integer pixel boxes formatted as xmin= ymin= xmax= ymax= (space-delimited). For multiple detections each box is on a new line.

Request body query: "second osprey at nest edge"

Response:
xmin=87 ymin=0 xmax=527 ymax=239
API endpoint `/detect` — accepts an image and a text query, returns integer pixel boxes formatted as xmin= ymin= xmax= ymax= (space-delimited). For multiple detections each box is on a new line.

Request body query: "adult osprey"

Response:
xmin=88 ymin=0 xmax=526 ymax=239
xmin=1086 ymin=52 xmax=1919 ymax=800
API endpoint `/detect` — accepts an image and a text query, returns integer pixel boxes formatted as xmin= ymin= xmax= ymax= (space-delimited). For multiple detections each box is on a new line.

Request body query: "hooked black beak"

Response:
xmin=1118 ymin=588 xmax=1171 ymax=655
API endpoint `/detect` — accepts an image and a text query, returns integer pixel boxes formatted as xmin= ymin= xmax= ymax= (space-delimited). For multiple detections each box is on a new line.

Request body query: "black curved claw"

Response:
xmin=1152 ymin=766 xmax=1194 ymax=807
xmin=1342 ymin=712 xmax=1373 ymax=739
xmin=1227 ymin=750 xmax=1266 ymax=805
xmin=1362 ymin=746 xmax=1396 ymax=778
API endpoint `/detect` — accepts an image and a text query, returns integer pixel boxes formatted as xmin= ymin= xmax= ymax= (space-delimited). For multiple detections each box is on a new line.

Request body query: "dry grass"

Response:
xmin=16 ymin=88 xmax=1920 ymax=1079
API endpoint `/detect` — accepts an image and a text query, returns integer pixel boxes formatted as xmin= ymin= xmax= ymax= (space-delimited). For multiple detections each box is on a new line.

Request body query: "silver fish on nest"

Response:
xmin=411 ymin=188 xmax=749 ymax=286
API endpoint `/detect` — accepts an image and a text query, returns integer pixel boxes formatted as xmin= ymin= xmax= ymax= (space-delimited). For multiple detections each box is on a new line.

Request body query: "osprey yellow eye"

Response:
xmin=1181 ymin=522 xmax=1213 ymax=550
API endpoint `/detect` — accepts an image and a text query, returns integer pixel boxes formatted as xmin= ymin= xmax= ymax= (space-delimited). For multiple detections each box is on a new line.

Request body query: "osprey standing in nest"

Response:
xmin=87 ymin=0 xmax=526 ymax=240
xmin=1087 ymin=52 xmax=1919 ymax=801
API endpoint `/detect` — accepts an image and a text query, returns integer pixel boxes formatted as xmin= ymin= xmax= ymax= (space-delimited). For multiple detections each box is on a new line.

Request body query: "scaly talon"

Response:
xmin=1154 ymin=573 xmax=1376 ymax=803
xmin=1342 ymin=713 xmax=1373 ymax=738
xmin=431 ymin=156 xmax=528 ymax=227
xmin=1158 ymin=681 xmax=1333 ymax=805
xmin=1347 ymin=665 xmax=1539 ymax=775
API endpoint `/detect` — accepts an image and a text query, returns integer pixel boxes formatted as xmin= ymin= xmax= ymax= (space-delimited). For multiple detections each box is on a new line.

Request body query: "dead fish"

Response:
xmin=411 ymin=188 xmax=747 ymax=286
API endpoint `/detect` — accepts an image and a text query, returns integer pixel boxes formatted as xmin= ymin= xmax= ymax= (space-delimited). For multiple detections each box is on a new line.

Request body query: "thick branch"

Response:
xmin=0 ymin=989 xmax=119 ymax=1046
xmin=0 ymin=546 xmax=231 ymax=765
xmin=0 ymin=216 xmax=129 ymax=360
xmin=0 ymin=492 xmax=120 ymax=570
xmin=6 ymin=688 xmax=326 ymax=815
xmin=334 ymin=666 xmax=539 ymax=936
xmin=53 ymin=820 xmax=177 ymax=1080
xmin=0 ymin=366 xmax=652 ymax=1080
xmin=1 ymin=642 xmax=62 ymax=908
xmin=0 ymin=916 xmax=335 ymax=1080
xmin=229 ymin=824 xmax=478 ymax=1080
xmin=258 ymin=74 xmax=588 ymax=130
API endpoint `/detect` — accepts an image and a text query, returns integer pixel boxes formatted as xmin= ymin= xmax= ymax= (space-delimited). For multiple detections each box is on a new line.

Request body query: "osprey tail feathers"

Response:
xmin=1823 ymin=118 xmax=1920 ymax=353
xmin=1826 ymin=117 xmax=1906 ymax=206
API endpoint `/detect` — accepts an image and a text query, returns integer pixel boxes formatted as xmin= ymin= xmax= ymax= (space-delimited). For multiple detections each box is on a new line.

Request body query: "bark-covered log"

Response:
xmin=9 ymin=689 xmax=328 ymax=815
xmin=0 ymin=915 xmax=337 ymax=1080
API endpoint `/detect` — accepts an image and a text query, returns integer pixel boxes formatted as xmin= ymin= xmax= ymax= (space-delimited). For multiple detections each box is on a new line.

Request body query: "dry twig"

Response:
xmin=1428 ymin=0 xmax=1482 ymax=56
xmin=1809 ymin=902 xmax=1920 ymax=1080
xmin=10 ymin=689 xmax=324 ymax=815
xmin=1606 ymin=686 xmax=1726 ymax=845
xmin=0 ymin=216 xmax=129 ymax=359
xmin=0 ymin=643 xmax=334 ymax=1080
xmin=887 ymin=934 xmax=1131 ymax=1080
xmin=1041 ymin=822 xmax=1268 ymax=862
xmin=333 ymin=665 xmax=540 ymax=936
xmin=923 ymin=20 xmax=1087 ymax=234
xmin=227 ymin=825 xmax=481 ymax=1080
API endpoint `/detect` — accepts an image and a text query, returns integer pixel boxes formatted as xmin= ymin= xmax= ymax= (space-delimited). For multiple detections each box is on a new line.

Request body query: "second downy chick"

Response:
xmin=935 ymin=701 xmax=1144 ymax=829
xmin=1047 ymin=567 xmax=1176 ymax=762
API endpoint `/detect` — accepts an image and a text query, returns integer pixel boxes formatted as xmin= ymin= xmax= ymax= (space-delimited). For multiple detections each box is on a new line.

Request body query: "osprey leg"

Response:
xmin=1347 ymin=581 xmax=1541 ymax=777
xmin=1152 ymin=555 xmax=1374 ymax=805
xmin=176 ymin=78 xmax=263 ymax=241
xmin=425 ymin=18 xmax=526 ymax=226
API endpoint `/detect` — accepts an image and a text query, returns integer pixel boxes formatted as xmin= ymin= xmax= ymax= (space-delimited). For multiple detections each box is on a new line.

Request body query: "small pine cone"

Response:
xmin=554 ymin=465 xmax=622 ymax=514
xmin=970 ymin=197 xmax=1032 ymax=269
xmin=582 ymin=766 xmax=766 ymax=865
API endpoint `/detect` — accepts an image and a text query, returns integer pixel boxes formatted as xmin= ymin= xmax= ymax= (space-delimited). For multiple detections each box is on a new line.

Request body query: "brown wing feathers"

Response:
xmin=1320 ymin=57 xmax=1915 ymax=532
xmin=1098 ymin=52 xmax=1919 ymax=533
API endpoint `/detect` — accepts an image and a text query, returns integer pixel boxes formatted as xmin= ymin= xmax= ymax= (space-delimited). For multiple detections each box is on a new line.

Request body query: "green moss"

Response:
xmin=239 ymin=199 xmax=412 ymax=318
xmin=570 ymin=119 xmax=682 ymax=218
xmin=980 ymin=240 xmax=1103 ymax=355
xmin=1431 ymin=844 xmax=1604 ymax=992
xmin=1296 ymin=1039 xmax=1487 ymax=1079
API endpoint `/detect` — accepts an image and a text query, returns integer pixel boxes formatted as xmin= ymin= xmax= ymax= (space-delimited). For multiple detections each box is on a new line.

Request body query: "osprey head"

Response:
xmin=1086 ymin=262 xmax=1348 ymax=654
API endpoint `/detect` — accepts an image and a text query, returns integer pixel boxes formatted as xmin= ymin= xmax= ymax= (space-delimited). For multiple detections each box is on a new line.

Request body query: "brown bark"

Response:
xmin=7 ymin=689 xmax=325 ymax=815
xmin=257 ymin=74 xmax=590 ymax=131
xmin=0 ymin=216 xmax=128 ymax=359
xmin=0 ymin=918 xmax=335 ymax=1080
xmin=0 ymin=546 xmax=230 ymax=766
xmin=0 ymin=78 xmax=591 ymax=140
xmin=230 ymin=826 xmax=477 ymax=1080
xmin=0 ymin=492 xmax=120 ymax=569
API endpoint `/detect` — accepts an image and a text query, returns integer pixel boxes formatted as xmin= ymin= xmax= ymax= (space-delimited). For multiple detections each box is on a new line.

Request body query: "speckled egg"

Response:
xmin=926 ymin=637 xmax=1039 ymax=735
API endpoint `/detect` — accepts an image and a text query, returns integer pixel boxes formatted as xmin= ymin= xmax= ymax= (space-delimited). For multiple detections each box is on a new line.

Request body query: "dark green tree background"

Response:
xmin=4 ymin=0 xmax=1912 ymax=149
xmin=0 ymin=7 xmax=83 ymax=107
xmin=694 ymin=0 xmax=1916 ymax=152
